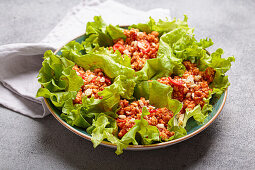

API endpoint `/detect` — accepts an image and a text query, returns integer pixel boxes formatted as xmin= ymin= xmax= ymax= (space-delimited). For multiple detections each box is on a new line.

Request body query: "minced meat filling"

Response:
xmin=117 ymin=97 xmax=174 ymax=140
xmin=157 ymin=61 xmax=215 ymax=114
xmin=72 ymin=65 xmax=111 ymax=104
xmin=112 ymin=28 xmax=160 ymax=71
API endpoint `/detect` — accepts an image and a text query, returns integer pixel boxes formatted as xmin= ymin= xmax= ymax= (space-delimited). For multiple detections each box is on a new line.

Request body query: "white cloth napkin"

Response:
xmin=0 ymin=0 xmax=170 ymax=118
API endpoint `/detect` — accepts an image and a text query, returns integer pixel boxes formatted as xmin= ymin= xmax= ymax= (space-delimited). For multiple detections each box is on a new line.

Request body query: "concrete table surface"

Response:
xmin=0 ymin=0 xmax=254 ymax=169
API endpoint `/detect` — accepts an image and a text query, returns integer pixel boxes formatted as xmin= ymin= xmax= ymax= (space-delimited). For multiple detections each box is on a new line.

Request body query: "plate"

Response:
xmin=44 ymin=34 xmax=228 ymax=150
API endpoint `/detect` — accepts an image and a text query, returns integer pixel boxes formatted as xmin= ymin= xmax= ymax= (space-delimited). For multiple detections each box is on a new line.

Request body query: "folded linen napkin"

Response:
xmin=0 ymin=0 xmax=170 ymax=118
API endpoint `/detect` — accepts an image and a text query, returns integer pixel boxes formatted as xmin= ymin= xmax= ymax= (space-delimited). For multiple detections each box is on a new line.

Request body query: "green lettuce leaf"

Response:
xmin=84 ymin=16 xmax=112 ymax=49
xmin=206 ymin=49 xmax=235 ymax=96
xmin=91 ymin=47 xmax=131 ymax=68
xmin=60 ymin=96 xmax=105 ymax=129
xmin=167 ymin=105 xmax=207 ymax=141
xmin=61 ymin=104 xmax=91 ymax=129
xmin=167 ymin=117 xmax=187 ymax=140
xmin=61 ymin=46 xmax=135 ymax=79
xmin=86 ymin=16 xmax=107 ymax=34
xmin=106 ymin=24 xmax=126 ymax=40
xmin=36 ymin=88 xmax=76 ymax=108
xmin=37 ymin=50 xmax=84 ymax=92
xmin=121 ymin=107 xmax=160 ymax=145
xmin=91 ymin=113 xmax=128 ymax=155
xmin=134 ymin=80 xmax=182 ymax=114
xmin=98 ymin=75 xmax=136 ymax=111
xmin=135 ymin=56 xmax=176 ymax=82
xmin=201 ymin=92 xmax=213 ymax=115
xmin=36 ymin=50 xmax=84 ymax=110
xmin=182 ymin=105 xmax=205 ymax=128
xmin=83 ymin=16 xmax=126 ymax=52
xmin=136 ymin=108 xmax=160 ymax=144
xmin=156 ymin=27 xmax=199 ymax=76
xmin=61 ymin=40 xmax=84 ymax=57
xmin=129 ymin=15 xmax=190 ymax=36
xmin=175 ymin=92 xmax=213 ymax=130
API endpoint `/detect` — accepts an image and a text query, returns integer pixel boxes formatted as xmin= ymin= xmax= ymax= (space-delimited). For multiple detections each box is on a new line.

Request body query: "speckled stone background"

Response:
xmin=0 ymin=0 xmax=254 ymax=169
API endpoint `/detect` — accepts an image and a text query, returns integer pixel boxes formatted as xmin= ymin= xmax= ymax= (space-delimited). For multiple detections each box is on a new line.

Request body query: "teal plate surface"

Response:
xmin=44 ymin=34 xmax=228 ymax=150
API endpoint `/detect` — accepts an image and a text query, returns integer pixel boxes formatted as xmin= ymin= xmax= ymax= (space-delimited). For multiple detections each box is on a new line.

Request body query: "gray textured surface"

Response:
xmin=0 ymin=0 xmax=254 ymax=169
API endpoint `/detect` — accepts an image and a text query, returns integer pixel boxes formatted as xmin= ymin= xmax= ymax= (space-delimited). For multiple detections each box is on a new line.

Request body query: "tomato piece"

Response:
xmin=168 ymin=77 xmax=184 ymax=86
xmin=91 ymin=77 xmax=97 ymax=83
xmin=105 ymin=77 xmax=111 ymax=85
xmin=130 ymin=32 xmax=137 ymax=40
xmin=81 ymin=75 xmax=86 ymax=80
xmin=149 ymin=109 xmax=158 ymax=113
xmin=138 ymin=40 xmax=150 ymax=53
xmin=117 ymin=118 xmax=126 ymax=122
xmin=113 ymin=43 xmax=125 ymax=53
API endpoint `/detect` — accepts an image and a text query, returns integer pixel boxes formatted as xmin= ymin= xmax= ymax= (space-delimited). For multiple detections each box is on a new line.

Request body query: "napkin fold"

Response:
xmin=0 ymin=0 xmax=170 ymax=118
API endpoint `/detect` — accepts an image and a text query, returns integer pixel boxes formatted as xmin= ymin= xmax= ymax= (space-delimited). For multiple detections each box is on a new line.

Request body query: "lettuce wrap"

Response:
xmin=37 ymin=16 xmax=234 ymax=155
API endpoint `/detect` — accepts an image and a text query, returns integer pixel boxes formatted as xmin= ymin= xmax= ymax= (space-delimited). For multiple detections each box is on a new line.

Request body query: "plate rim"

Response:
xmin=43 ymin=34 xmax=228 ymax=150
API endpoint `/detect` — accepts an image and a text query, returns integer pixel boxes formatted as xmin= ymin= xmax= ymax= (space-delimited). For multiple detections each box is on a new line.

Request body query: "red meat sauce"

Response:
xmin=72 ymin=65 xmax=111 ymax=104
xmin=117 ymin=97 xmax=175 ymax=140
xmin=157 ymin=61 xmax=215 ymax=114
xmin=111 ymin=28 xmax=160 ymax=71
